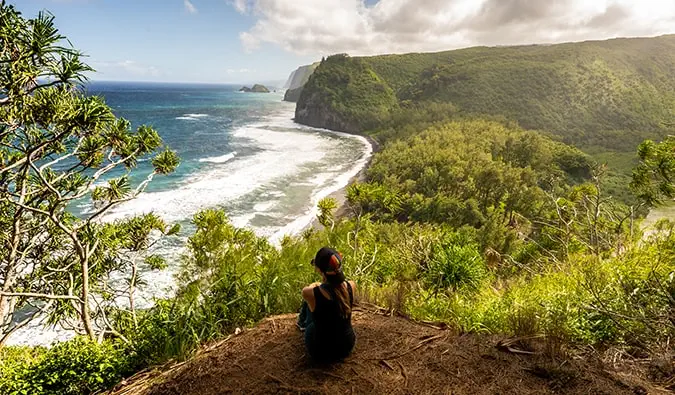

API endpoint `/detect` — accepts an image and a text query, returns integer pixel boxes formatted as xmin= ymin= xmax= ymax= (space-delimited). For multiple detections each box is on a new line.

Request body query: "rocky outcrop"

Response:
xmin=239 ymin=84 xmax=270 ymax=93
xmin=294 ymin=90 xmax=361 ymax=133
xmin=282 ymin=86 xmax=304 ymax=102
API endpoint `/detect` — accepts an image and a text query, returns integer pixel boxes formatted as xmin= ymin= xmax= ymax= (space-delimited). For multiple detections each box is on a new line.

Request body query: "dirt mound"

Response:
xmin=110 ymin=309 xmax=664 ymax=395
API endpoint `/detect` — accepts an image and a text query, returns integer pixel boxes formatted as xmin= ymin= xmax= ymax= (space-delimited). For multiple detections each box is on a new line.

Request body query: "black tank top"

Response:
xmin=311 ymin=282 xmax=354 ymax=342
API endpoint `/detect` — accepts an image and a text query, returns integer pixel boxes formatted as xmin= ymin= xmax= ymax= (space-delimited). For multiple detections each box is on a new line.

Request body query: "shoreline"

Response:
xmin=304 ymin=131 xmax=379 ymax=232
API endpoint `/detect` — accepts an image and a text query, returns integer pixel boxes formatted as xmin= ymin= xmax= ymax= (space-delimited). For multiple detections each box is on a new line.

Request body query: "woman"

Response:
xmin=297 ymin=247 xmax=356 ymax=362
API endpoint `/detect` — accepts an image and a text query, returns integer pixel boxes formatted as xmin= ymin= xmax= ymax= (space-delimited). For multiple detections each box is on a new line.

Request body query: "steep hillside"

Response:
xmin=296 ymin=35 xmax=675 ymax=151
xmin=283 ymin=63 xmax=319 ymax=102
xmin=295 ymin=54 xmax=398 ymax=131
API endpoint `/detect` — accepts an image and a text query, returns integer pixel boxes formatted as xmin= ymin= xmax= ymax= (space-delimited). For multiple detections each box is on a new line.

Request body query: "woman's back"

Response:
xmin=305 ymin=282 xmax=355 ymax=361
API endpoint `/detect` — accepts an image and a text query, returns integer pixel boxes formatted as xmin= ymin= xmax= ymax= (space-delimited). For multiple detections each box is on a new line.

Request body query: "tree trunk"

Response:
xmin=129 ymin=260 xmax=138 ymax=328
xmin=80 ymin=257 xmax=95 ymax=341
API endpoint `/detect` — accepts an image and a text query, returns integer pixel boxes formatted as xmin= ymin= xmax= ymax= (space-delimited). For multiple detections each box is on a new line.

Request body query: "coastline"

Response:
xmin=305 ymin=131 xmax=379 ymax=232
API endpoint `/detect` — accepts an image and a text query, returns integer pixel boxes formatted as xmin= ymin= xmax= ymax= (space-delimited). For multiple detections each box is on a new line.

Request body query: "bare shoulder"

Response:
xmin=301 ymin=285 xmax=316 ymax=300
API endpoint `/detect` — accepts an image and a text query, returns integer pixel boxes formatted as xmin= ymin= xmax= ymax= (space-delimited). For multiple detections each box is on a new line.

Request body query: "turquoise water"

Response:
xmin=8 ymin=82 xmax=371 ymax=346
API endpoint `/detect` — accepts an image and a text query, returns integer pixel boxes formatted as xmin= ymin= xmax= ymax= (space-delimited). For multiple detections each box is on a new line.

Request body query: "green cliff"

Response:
xmin=295 ymin=54 xmax=398 ymax=132
xmin=296 ymin=35 xmax=675 ymax=151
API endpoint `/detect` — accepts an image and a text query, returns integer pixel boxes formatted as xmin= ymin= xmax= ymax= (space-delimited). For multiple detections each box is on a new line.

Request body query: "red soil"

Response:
xmin=109 ymin=309 xmax=667 ymax=395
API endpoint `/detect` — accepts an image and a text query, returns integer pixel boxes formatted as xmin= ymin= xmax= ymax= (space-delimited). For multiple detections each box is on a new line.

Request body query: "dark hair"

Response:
xmin=313 ymin=247 xmax=351 ymax=318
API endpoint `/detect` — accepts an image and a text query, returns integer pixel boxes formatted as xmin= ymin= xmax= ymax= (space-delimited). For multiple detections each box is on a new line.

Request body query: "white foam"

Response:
xmin=176 ymin=113 xmax=208 ymax=121
xmin=101 ymin=120 xmax=326 ymax=224
xmin=254 ymin=201 xmax=277 ymax=212
xmin=198 ymin=152 xmax=237 ymax=164
xmin=269 ymin=135 xmax=372 ymax=245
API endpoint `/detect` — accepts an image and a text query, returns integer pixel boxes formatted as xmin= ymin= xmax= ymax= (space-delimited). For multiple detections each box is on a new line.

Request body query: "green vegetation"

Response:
xmin=297 ymin=39 xmax=675 ymax=203
xmin=300 ymin=38 xmax=675 ymax=150
xmin=1 ymin=4 xmax=674 ymax=395
xmin=296 ymin=54 xmax=398 ymax=131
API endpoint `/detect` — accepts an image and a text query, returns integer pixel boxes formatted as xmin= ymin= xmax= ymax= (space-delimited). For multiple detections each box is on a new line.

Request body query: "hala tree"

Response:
xmin=0 ymin=2 xmax=179 ymax=345
xmin=631 ymin=136 xmax=675 ymax=206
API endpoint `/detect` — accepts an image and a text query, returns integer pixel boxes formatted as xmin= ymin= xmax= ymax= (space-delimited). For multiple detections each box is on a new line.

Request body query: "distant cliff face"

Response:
xmin=282 ymin=63 xmax=318 ymax=102
xmin=283 ymin=86 xmax=304 ymax=102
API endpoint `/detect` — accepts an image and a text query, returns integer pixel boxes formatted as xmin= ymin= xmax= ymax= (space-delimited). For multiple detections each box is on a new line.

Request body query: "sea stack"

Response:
xmin=239 ymin=84 xmax=270 ymax=93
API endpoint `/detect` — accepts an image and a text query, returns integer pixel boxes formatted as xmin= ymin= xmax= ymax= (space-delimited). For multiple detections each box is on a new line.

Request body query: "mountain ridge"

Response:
xmin=295 ymin=34 xmax=675 ymax=152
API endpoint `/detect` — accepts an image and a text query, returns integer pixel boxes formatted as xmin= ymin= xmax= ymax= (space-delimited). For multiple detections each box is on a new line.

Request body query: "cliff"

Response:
xmin=295 ymin=54 xmax=398 ymax=133
xmin=282 ymin=63 xmax=319 ymax=102
xmin=294 ymin=35 xmax=675 ymax=150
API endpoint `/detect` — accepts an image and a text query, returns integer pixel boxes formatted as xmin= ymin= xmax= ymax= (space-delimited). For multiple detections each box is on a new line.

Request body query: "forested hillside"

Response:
xmin=298 ymin=36 xmax=675 ymax=152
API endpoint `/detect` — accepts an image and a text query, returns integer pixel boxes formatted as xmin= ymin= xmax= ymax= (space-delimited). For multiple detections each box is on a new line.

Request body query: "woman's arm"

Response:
xmin=302 ymin=284 xmax=318 ymax=311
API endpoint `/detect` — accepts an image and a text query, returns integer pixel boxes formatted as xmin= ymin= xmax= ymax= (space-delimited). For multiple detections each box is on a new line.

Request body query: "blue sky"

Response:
xmin=14 ymin=0 xmax=675 ymax=84
xmin=16 ymin=0 xmax=318 ymax=83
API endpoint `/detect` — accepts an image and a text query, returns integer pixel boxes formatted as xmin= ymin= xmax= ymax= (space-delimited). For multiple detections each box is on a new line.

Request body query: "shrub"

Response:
xmin=0 ymin=338 xmax=131 ymax=395
xmin=424 ymin=234 xmax=488 ymax=292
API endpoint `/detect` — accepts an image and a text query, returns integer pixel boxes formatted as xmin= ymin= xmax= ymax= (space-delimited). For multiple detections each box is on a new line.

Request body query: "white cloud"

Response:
xmin=226 ymin=68 xmax=255 ymax=73
xmin=231 ymin=0 xmax=249 ymax=14
xmin=231 ymin=0 xmax=675 ymax=55
xmin=92 ymin=60 xmax=162 ymax=78
xmin=184 ymin=0 xmax=197 ymax=14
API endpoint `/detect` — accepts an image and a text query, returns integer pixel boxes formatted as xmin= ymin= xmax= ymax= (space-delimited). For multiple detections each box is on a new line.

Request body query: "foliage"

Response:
xmin=296 ymin=54 xmax=398 ymax=132
xmin=631 ymin=136 xmax=675 ymax=206
xmin=317 ymin=197 xmax=338 ymax=230
xmin=297 ymin=36 xmax=675 ymax=205
xmin=301 ymin=37 xmax=675 ymax=150
xmin=0 ymin=338 xmax=131 ymax=395
xmin=0 ymin=2 xmax=179 ymax=344
xmin=424 ymin=233 xmax=487 ymax=292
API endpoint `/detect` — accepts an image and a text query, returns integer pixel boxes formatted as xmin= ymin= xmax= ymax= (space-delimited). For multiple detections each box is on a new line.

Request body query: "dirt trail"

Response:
xmin=110 ymin=309 xmax=665 ymax=395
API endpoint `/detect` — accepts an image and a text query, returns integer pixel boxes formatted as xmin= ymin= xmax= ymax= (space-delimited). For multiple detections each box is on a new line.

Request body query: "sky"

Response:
xmin=15 ymin=0 xmax=675 ymax=84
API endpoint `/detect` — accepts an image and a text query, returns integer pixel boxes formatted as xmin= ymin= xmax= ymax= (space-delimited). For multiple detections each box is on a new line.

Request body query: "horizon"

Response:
xmin=84 ymin=32 xmax=675 ymax=85
xmin=14 ymin=0 xmax=675 ymax=83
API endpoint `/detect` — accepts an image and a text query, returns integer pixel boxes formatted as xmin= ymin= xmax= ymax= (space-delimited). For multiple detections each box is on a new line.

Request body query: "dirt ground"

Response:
xmin=109 ymin=308 xmax=669 ymax=395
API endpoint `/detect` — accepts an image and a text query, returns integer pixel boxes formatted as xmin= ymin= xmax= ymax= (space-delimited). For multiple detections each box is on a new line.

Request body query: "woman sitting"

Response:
xmin=297 ymin=247 xmax=356 ymax=363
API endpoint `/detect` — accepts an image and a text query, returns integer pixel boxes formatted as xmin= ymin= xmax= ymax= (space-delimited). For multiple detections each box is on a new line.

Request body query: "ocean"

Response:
xmin=7 ymin=81 xmax=371 ymax=346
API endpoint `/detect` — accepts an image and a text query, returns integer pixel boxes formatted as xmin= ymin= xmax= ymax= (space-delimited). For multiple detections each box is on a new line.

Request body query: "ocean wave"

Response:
xmin=176 ymin=113 xmax=209 ymax=121
xmin=198 ymin=152 xmax=237 ymax=164
xmin=99 ymin=117 xmax=327 ymax=224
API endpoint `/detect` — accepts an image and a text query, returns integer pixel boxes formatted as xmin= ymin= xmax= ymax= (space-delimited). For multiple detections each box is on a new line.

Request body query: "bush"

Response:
xmin=0 ymin=338 xmax=131 ymax=395
xmin=424 ymin=234 xmax=488 ymax=292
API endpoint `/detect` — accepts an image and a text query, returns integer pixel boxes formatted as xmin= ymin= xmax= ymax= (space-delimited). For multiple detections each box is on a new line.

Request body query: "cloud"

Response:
xmin=92 ymin=60 xmax=162 ymax=78
xmin=226 ymin=68 xmax=255 ymax=73
xmin=231 ymin=0 xmax=675 ymax=55
xmin=184 ymin=0 xmax=197 ymax=14
xmin=231 ymin=0 xmax=249 ymax=14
